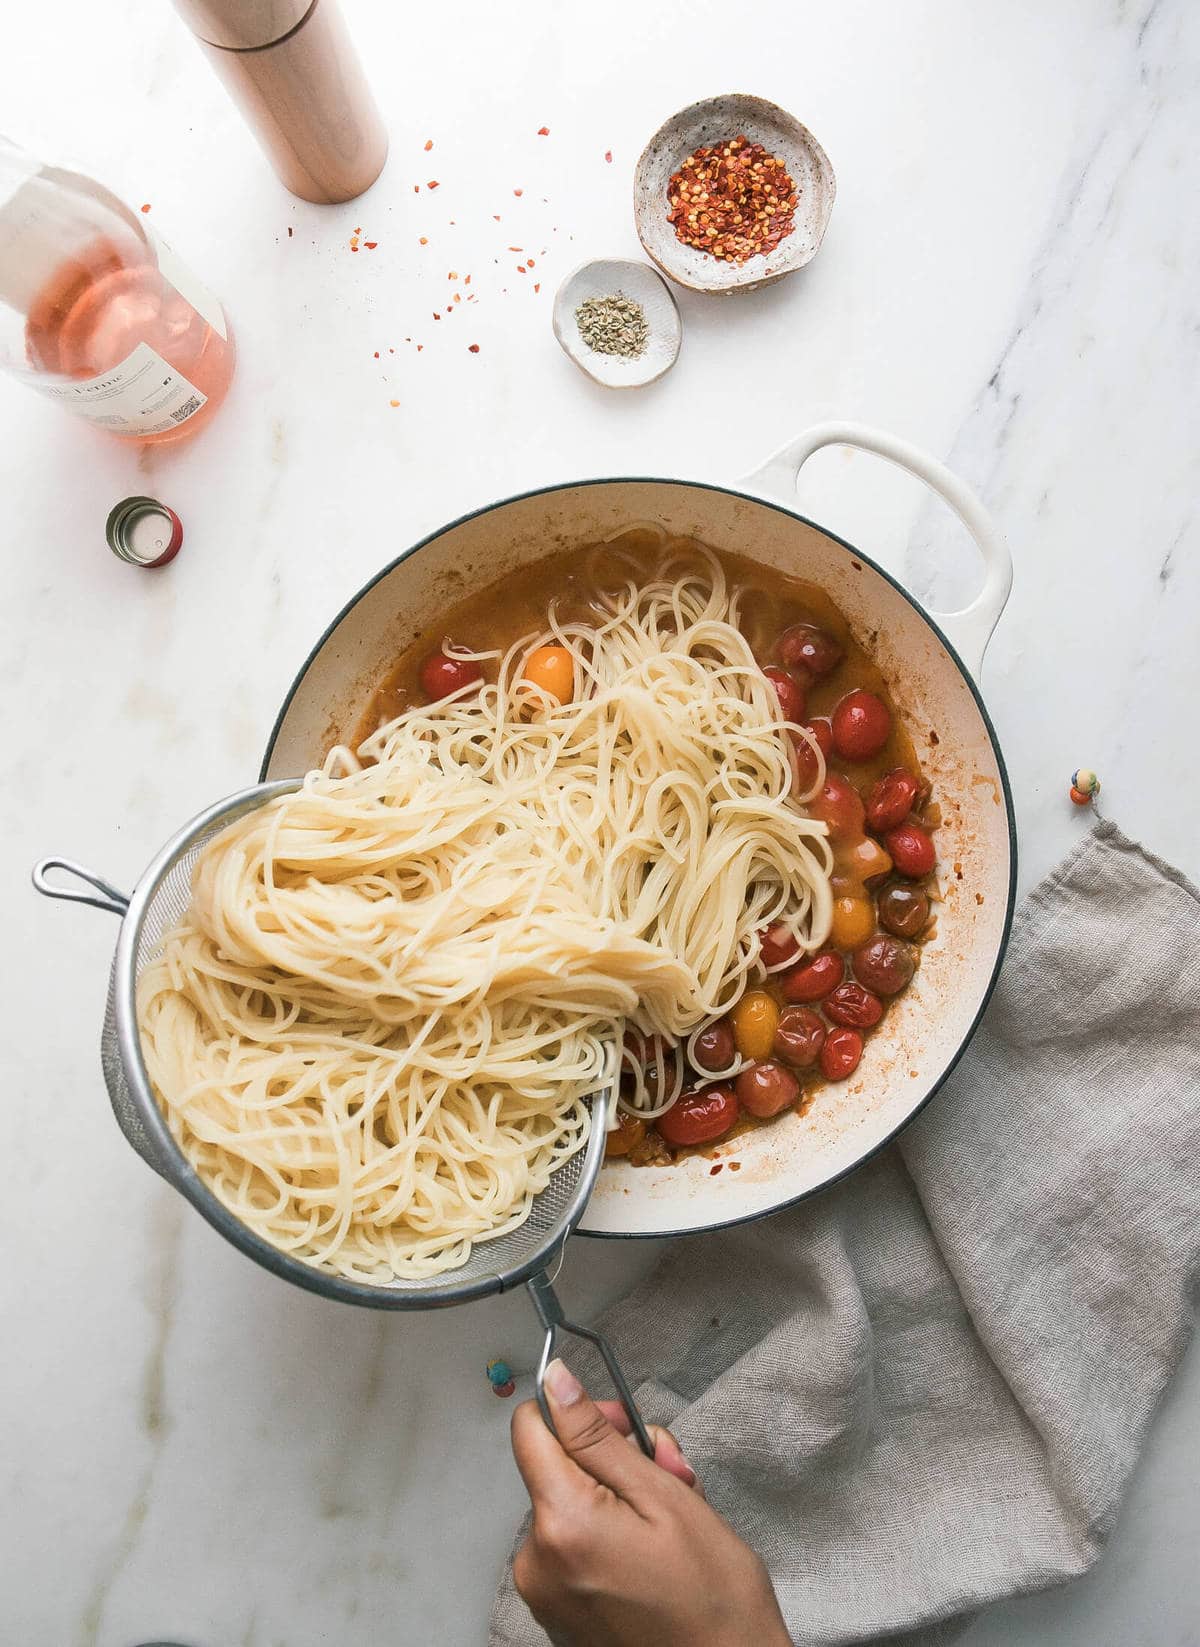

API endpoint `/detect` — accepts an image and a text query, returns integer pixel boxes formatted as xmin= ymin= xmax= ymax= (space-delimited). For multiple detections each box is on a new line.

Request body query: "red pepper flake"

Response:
xmin=537 ymin=126 xmax=550 ymax=136
xmin=448 ymin=270 xmax=458 ymax=279
xmin=419 ymin=236 xmax=428 ymax=245
xmin=468 ymin=343 xmax=480 ymax=353
xmin=729 ymin=1161 xmax=741 ymax=1171
xmin=533 ymin=282 xmax=541 ymax=293
xmin=427 ymin=180 xmax=440 ymax=190
xmin=416 ymin=344 xmax=424 ymax=351
xmin=424 ymin=138 xmax=433 ymax=151
xmin=453 ymin=292 xmax=461 ymax=303
xmin=364 ymin=241 xmax=378 ymax=250
xmin=666 ymin=133 xmax=798 ymax=263
xmin=492 ymin=214 xmax=501 ymax=221
xmin=464 ymin=273 xmax=471 ymax=285
xmin=286 ymin=226 xmax=293 ymax=237
xmin=513 ymin=188 xmax=523 ymax=196
xmin=413 ymin=184 xmax=420 ymax=193
xmin=507 ymin=246 xmax=523 ymax=252
xmin=709 ymin=1163 xmax=723 ymax=1175
xmin=140 ymin=203 xmax=151 ymax=213
xmin=604 ymin=150 xmax=612 ymax=164
xmin=373 ymin=351 xmax=380 ymax=358
xmin=516 ymin=265 xmax=527 ymax=274
xmin=389 ymin=399 xmax=400 ymax=407
xmin=433 ymin=312 xmax=441 ymax=320
xmin=526 ymin=257 xmax=536 ymax=268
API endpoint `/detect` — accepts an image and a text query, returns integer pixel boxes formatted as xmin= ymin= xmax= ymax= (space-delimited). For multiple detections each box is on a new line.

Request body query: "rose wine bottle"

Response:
xmin=0 ymin=136 xmax=234 ymax=442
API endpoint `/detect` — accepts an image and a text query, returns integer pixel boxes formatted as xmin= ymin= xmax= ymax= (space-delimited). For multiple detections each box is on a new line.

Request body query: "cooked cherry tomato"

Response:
xmin=692 ymin=1019 xmax=736 ymax=1073
xmin=884 ymin=821 xmax=937 ymax=878
xmin=758 ymin=922 xmax=800 ymax=969
xmin=522 ymin=644 xmax=574 ymax=703
xmin=807 ymin=773 xmax=866 ymax=840
xmin=781 ymin=951 xmax=844 ymax=1003
xmin=830 ymin=895 xmax=876 ymax=950
xmin=656 ymin=1085 xmax=739 ymax=1147
xmin=773 ymin=1006 xmax=826 ymax=1068
xmin=735 ymin=1060 xmax=800 ymax=1118
xmin=778 ymin=621 xmax=844 ymax=679
xmin=420 ymin=649 xmax=482 ymax=701
xmin=730 ymin=990 xmax=779 ymax=1061
xmin=878 ymin=884 xmax=930 ymax=939
xmin=844 ymin=835 xmax=893 ymax=884
xmin=865 ymin=767 xmax=920 ymax=834
xmin=825 ymin=980 xmax=884 ymax=1028
xmin=806 ymin=717 xmax=834 ymax=757
xmin=820 ymin=1027 xmax=864 ymax=1081
xmin=763 ymin=665 xmax=807 ymax=723
xmin=831 ymin=689 xmax=892 ymax=761
xmin=853 ymin=934 xmax=915 ymax=996
xmin=604 ymin=1110 xmax=647 ymax=1157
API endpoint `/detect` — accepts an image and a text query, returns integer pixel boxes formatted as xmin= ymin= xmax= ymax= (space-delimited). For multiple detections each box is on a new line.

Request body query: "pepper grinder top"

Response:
xmin=172 ymin=0 xmax=388 ymax=204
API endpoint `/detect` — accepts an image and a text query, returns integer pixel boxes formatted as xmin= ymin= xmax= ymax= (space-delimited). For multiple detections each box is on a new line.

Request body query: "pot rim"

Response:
xmin=259 ymin=472 xmax=1018 ymax=1246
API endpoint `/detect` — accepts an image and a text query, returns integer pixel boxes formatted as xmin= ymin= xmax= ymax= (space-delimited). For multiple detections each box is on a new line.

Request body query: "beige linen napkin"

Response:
xmin=489 ymin=823 xmax=1200 ymax=1645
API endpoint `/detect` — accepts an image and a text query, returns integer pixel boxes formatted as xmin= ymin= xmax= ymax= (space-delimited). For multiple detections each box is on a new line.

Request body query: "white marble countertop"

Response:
xmin=3 ymin=2 xmax=1197 ymax=1643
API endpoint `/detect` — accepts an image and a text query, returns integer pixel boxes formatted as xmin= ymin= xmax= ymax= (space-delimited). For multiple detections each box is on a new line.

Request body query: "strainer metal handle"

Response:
xmin=32 ymin=858 xmax=130 ymax=917
xmin=528 ymin=1269 xmax=654 ymax=1457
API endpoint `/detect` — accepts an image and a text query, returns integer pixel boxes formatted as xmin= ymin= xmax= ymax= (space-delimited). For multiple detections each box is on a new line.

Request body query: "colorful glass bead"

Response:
xmin=487 ymin=1358 xmax=516 ymax=1397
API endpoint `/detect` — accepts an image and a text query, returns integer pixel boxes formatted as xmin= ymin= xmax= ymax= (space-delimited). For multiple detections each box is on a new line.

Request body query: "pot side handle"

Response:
xmin=742 ymin=421 xmax=1013 ymax=681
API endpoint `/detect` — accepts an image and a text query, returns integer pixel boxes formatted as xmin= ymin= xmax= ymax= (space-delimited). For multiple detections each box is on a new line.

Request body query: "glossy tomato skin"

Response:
xmin=884 ymin=821 xmax=937 ymax=878
xmin=820 ymin=1027 xmax=863 ymax=1081
xmin=865 ymin=768 xmax=919 ymax=833
xmin=735 ymin=1061 xmax=800 ymax=1118
xmin=878 ymin=884 xmax=930 ymax=939
xmin=778 ymin=622 xmax=844 ymax=679
xmin=807 ymin=773 xmax=866 ymax=840
xmin=604 ymin=1110 xmax=646 ymax=1157
xmin=831 ymin=690 xmax=892 ymax=761
xmin=656 ymin=1086 xmax=739 ymax=1148
xmin=420 ymin=650 xmax=482 ymax=700
xmin=781 ymin=951 xmax=844 ymax=1003
xmin=824 ymin=981 xmax=884 ymax=1028
xmin=759 ymin=922 xmax=801 ymax=969
xmin=806 ymin=717 xmax=834 ymax=757
xmin=763 ymin=666 xmax=807 ymax=723
xmin=773 ymin=1006 xmax=825 ymax=1067
xmin=692 ymin=1019 xmax=736 ymax=1073
xmin=852 ymin=935 xmax=915 ymax=996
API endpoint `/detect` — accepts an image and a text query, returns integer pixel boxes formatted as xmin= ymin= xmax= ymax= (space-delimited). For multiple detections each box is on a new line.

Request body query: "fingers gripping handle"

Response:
xmin=527 ymin=1270 xmax=655 ymax=1458
xmin=743 ymin=421 xmax=1013 ymax=681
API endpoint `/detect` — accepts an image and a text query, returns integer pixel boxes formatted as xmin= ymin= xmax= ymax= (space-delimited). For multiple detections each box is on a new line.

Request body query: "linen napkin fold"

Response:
xmin=489 ymin=822 xmax=1200 ymax=1646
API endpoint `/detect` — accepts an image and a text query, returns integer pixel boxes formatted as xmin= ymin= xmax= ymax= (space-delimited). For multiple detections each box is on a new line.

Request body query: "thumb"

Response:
xmin=542 ymin=1357 xmax=655 ymax=1501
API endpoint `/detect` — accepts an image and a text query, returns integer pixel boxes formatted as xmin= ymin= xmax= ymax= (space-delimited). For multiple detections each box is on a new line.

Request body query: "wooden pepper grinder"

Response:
xmin=171 ymin=0 xmax=388 ymax=204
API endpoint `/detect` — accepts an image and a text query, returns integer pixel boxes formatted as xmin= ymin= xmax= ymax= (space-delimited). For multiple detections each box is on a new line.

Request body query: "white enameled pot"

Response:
xmin=262 ymin=423 xmax=1016 ymax=1240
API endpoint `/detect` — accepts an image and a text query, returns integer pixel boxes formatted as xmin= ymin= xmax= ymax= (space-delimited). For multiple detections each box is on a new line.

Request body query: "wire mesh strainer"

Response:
xmin=33 ymin=779 xmax=651 ymax=1453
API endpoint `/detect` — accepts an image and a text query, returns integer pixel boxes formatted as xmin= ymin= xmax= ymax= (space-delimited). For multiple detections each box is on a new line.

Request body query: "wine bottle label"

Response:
xmin=149 ymin=229 xmax=229 ymax=341
xmin=28 ymin=340 xmax=208 ymax=435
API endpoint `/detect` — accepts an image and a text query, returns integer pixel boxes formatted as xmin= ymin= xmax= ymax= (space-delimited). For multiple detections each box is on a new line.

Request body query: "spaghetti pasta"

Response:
xmin=138 ymin=549 xmax=834 ymax=1279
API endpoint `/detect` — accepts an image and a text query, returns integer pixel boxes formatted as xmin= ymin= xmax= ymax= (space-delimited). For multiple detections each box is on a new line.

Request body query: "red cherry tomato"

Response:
xmin=831 ymin=690 xmax=892 ymax=761
xmin=852 ymin=935 xmax=915 ymax=996
xmin=758 ymin=922 xmax=800 ymax=969
xmin=656 ymin=1086 xmax=739 ymax=1147
xmin=790 ymin=719 xmax=834 ymax=794
xmin=420 ymin=649 xmax=483 ymax=701
xmin=778 ymin=622 xmax=844 ymax=679
xmin=824 ymin=981 xmax=884 ymax=1028
xmin=735 ymin=1061 xmax=800 ymax=1118
xmin=820 ymin=1027 xmax=863 ymax=1081
xmin=865 ymin=767 xmax=920 ymax=834
xmin=807 ymin=773 xmax=866 ymax=840
xmin=763 ymin=666 xmax=807 ymax=723
xmin=773 ymin=1006 xmax=825 ymax=1068
xmin=878 ymin=884 xmax=930 ymax=939
xmin=781 ymin=950 xmax=844 ymax=1003
xmin=806 ymin=718 xmax=834 ymax=757
xmin=884 ymin=821 xmax=937 ymax=878
xmin=692 ymin=1019 xmax=736 ymax=1073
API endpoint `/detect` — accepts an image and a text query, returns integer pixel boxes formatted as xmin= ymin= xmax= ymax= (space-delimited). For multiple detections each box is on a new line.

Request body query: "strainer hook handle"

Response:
xmin=527 ymin=1268 xmax=654 ymax=1459
xmin=32 ymin=858 xmax=130 ymax=918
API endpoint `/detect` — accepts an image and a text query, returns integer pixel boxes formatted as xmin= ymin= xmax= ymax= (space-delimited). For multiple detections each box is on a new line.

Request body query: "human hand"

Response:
xmin=510 ymin=1357 xmax=791 ymax=1647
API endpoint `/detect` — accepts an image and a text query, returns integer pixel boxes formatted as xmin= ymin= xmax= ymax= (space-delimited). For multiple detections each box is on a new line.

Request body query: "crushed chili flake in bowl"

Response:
xmin=634 ymin=93 xmax=835 ymax=293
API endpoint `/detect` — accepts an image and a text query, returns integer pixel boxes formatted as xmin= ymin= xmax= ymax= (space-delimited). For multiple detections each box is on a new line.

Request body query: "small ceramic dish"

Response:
xmin=634 ymin=94 xmax=836 ymax=294
xmin=552 ymin=258 xmax=681 ymax=389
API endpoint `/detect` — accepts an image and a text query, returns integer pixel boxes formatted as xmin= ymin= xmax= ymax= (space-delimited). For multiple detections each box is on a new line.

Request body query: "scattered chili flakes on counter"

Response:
xmin=468 ymin=343 xmax=480 ymax=352
xmin=389 ymin=399 xmax=399 ymax=407
xmin=513 ymin=188 xmax=523 ymax=196
xmin=364 ymin=241 xmax=377 ymax=250
xmin=604 ymin=150 xmax=613 ymax=164
xmin=424 ymin=138 xmax=434 ymax=151
xmin=533 ymin=282 xmax=541 ymax=293
xmin=140 ymin=202 xmax=151 ymax=213
xmin=427 ymin=179 xmax=440 ymax=189
xmin=286 ymin=226 xmax=293 ymax=237
xmin=419 ymin=236 xmax=428 ymax=245
xmin=537 ymin=126 xmax=550 ymax=136
xmin=666 ymin=133 xmax=798 ymax=263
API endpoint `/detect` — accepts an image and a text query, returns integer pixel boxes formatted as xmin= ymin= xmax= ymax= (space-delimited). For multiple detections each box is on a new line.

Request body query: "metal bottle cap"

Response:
xmin=105 ymin=496 xmax=184 ymax=569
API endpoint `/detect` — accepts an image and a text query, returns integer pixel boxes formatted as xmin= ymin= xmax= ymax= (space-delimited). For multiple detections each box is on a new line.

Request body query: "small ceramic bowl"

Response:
xmin=634 ymin=94 xmax=836 ymax=294
xmin=552 ymin=258 xmax=682 ymax=389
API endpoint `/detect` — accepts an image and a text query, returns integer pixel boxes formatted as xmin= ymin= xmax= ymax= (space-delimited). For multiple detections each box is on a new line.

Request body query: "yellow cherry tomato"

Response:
xmin=522 ymin=644 xmax=574 ymax=704
xmin=605 ymin=1111 xmax=647 ymax=1158
xmin=830 ymin=896 xmax=875 ymax=950
xmin=730 ymin=990 xmax=779 ymax=1061
xmin=846 ymin=836 xmax=893 ymax=884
